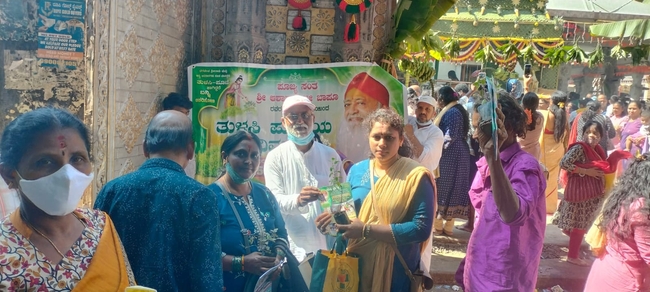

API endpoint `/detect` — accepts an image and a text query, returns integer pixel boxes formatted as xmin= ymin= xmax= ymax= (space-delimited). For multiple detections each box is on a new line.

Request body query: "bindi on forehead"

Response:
xmin=57 ymin=135 xmax=67 ymax=155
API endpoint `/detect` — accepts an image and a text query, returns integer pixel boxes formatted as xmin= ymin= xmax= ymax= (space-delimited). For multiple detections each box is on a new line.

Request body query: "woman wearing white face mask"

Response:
xmin=0 ymin=107 xmax=136 ymax=290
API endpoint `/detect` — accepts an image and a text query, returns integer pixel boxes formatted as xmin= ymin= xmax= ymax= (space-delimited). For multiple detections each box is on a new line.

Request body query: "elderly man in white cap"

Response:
xmin=405 ymin=95 xmax=444 ymax=173
xmin=264 ymin=95 xmax=346 ymax=261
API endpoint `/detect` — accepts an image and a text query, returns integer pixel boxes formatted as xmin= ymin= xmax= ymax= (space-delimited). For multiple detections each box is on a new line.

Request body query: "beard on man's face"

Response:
xmin=287 ymin=122 xmax=312 ymax=138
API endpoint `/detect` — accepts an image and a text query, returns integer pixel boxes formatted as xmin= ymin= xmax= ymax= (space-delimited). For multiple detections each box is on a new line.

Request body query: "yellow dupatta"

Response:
xmin=347 ymin=158 xmax=434 ymax=292
xmin=431 ymin=101 xmax=459 ymax=178
xmin=72 ymin=213 xmax=135 ymax=291
xmin=9 ymin=210 xmax=134 ymax=291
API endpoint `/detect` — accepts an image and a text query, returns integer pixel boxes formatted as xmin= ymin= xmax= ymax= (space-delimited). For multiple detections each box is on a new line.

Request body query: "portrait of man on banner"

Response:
xmin=336 ymin=72 xmax=390 ymax=163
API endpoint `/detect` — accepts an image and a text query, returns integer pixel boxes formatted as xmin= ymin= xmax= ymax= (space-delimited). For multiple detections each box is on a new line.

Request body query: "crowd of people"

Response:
xmin=1 ymin=78 xmax=650 ymax=292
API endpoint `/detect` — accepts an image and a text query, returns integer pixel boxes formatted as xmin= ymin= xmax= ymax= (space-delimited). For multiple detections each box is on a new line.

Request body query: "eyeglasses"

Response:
xmin=284 ymin=112 xmax=313 ymax=123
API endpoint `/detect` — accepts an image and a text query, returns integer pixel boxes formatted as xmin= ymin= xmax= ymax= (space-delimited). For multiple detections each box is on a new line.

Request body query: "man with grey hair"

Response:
xmin=95 ymin=110 xmax=223 ymax=292
xmin=455 ymin=83 xmax=471 ymax=109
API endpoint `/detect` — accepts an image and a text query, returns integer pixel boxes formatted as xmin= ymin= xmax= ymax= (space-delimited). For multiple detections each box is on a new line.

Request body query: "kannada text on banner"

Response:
xmin=188 ymin=62 xmax=406 ymax=185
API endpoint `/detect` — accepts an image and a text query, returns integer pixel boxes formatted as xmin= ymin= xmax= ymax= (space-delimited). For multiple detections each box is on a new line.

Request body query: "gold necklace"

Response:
xmin=20 ymin=212 xmax=87 ymax=259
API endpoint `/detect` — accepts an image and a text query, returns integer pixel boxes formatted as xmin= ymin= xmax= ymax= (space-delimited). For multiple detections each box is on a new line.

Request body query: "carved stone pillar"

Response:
xmin=330 ymin=0 xmax=395 ymax=63
xmin=557 ymin=64 xmax=572 ymax=93
xmin=222 ymin=0 xmax=269 ymax=63
xmin=603 ymin=47 xmax=619 ymax=98
xmin=630 ymin=73 xmax=645 ymax=100
xmin=204 ymin=0 xmax=268 ymax=63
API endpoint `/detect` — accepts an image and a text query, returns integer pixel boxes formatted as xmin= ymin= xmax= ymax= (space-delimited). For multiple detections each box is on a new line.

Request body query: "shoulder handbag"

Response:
xmin=216 ymin=182 xmax=308 ymax=292
xmin=215 ymin=182 xmax=258 ymax=292
xmin=368 ymin=164 xmax=428 ymax=292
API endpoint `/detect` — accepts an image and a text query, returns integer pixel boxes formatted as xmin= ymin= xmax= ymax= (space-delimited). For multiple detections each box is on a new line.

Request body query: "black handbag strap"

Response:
xmin=216 ymin=181 xmax=251 ymax=254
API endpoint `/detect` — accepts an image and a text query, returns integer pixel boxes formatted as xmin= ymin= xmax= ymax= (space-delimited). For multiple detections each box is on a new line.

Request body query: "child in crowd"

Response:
xmin=624 ymin=110 xmax=650 ymax=156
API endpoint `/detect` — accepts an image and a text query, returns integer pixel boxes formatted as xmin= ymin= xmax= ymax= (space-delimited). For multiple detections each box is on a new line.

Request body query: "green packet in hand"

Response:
xmin=319 ymin=183 xmax=357 ymax=220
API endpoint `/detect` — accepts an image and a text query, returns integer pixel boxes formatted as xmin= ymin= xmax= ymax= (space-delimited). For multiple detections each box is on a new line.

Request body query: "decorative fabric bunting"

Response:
xmin=336 ymin=0 xmax=373 ymax=14
xmin=344 ymin=15 xmax=359 ymax=43
xmin=438 ymin=38 xmax=564 ymax=65
xmin=288 ymin=0 xmax=312 ymax=10
xmin=292 ymin=11 xmax=307 ymax=31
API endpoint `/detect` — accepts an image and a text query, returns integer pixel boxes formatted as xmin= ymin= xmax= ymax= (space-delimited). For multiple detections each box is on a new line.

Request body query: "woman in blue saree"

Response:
xmin=317 ymin=109 xmax=436 ymax=292
xmin=208 ymin=131 xmax=290 ymax=291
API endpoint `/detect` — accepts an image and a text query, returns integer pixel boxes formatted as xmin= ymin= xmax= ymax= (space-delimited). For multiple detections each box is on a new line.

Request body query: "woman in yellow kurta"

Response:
xmin=0 ymin=108 xmax=135 ymax=291
xmin=319 ymin=108 xmax=436 ymax=292
xmin=539 ymin=91 xmax=569 ymax=214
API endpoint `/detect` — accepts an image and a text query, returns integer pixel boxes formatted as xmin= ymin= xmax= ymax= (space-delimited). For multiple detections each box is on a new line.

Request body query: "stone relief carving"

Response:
xmin=266 ymin=54 xmax=285 ymax=64
xmin=115 ymin=95 xmax=145 ymax=154
xmin=149 ymin=35 xmax=171 ymax=86
xmin=312 ymin=9 xmax=335 ymax=35
xmin=224 ymin=45 xmax=234 ymax=61
xmin=118 ymin=158 xmax=136 ymax=176
xmin=209 ymin=0 xmax=227 ymax=61
xmin=363 ymin=51 xmax=372 ymax=62
xmin=238 ymin=48 xmax=250 ymax=63
xmin=152 ymin=0 xmax=169 ymax=25
xmin=81 ymin=0 xmax=96 ymax=207
xmin=310 ymin=55 xmax=331 ymax=64
xmin=171 ymin=45 xmax=186 ymax=82
xmin=174 ymin=0 xmax=190 ymax=32
xmin=254 ymin=49 xmax=264 ymax=63
xmin=93 ymin=0 xmax=110 ymax=196
xmin=286 ymin=31 xmax=309 ymax=56
xmin=117 ymin=26 xmax=145 ymax=88
xmin=371 ymin=0 xmax=389 ymax=62
xmin=125 ymin=0 xmax=145 ymax=20
xmin=266 ymin=5 xmax=287 ymax=33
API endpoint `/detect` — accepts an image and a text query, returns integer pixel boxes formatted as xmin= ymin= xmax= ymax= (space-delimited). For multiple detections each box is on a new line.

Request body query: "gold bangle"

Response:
xmin=241 ymin=256 xmax=245 ymax=271
xmin=363 ymin=224 xmax=371 ymax=239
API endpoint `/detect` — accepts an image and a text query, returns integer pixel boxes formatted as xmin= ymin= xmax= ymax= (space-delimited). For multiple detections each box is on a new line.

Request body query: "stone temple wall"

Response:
xmin=1 ymin=0 xmax=396 ymax=202
xmin=106 ymin=0 xmax=198 ymax=181
xmin=204 ymin=0 xmax=395 ymax=65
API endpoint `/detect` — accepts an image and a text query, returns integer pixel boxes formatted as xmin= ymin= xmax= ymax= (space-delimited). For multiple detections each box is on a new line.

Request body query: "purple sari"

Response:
xmin=619 ymin=118 xmax=642 ymax=151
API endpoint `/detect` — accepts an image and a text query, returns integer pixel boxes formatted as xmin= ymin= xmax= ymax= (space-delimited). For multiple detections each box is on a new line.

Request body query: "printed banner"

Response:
xmin=37 ymin=0 xmax=85 ymax=68
xmin=188 ymin=62 xmax=406 ymax=185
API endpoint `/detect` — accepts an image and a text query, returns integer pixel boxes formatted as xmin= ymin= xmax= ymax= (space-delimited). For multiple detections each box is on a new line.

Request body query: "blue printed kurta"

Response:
xmin=207 ymin=182 xmax=288 ymax=292
xmin=95 ymin=158 xmax=223 ymax=292
xmin=437 ymin=106 xmax=471 ymax=219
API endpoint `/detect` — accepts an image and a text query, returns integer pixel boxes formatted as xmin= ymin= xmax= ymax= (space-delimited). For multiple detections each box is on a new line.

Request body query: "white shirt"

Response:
xmin=264 ymin=141 xmax=346 ymax=260
xmin=459 ymin=95 xmax=469 ymax=107
xmin=184 ymin=158 xmax=196 ymax=178
xmin=0 ymin=178 xmax=19 ymax=219
xmin=606 ymin=104 xmax=613 ymax=117
xmin=407 ymin=116 xmax=444 ymax=171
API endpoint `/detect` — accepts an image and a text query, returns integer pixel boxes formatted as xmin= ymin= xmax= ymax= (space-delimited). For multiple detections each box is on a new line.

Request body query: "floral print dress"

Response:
xmin=0 ymin=209 xmax=107 ymax=291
